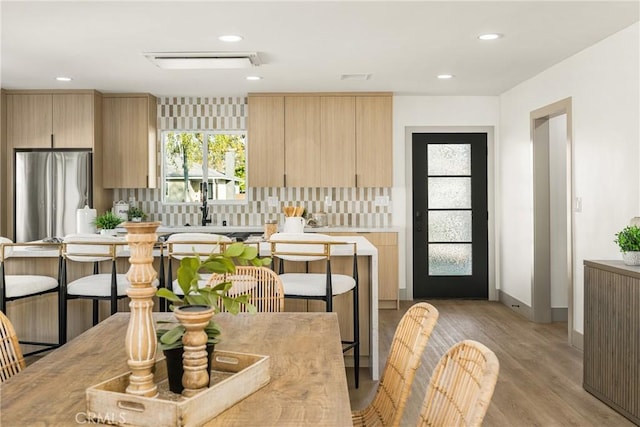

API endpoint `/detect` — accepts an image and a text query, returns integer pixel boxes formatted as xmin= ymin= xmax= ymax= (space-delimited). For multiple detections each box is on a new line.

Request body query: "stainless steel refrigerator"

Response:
xmin=14 ymin=149 xmax=92 ymax=242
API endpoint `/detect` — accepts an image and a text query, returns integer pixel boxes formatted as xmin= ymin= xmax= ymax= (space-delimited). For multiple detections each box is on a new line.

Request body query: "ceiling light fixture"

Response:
xmin=246 ymin=76 xmax=262 ymax=81
xmin=144 ymin=52 xmax=261 ymax=69
xmin=478 ymin=33 xmax=503 ymax=41
xmin=437 ymin=74 xmax=454 ymax=79
xmin=56 ymin=76 xmax=72 ymax=82
xmin=218 ymin=35 xmax=243 ymax=42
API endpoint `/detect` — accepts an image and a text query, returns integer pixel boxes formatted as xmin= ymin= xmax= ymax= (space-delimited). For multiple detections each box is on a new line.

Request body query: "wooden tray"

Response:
xmin=86 ymin=350 xmax=270 ymax=427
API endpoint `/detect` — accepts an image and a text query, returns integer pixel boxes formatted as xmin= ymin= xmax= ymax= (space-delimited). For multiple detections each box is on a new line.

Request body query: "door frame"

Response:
xmin=530 ymin=97 xmax=575 ymax=345
xmin=404 ymin=126 xmax=496 ymax=301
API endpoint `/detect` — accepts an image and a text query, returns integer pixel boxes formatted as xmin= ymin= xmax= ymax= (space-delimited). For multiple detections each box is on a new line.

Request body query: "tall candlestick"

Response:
xmin=124 ymin=221 xmax=161 ymax=397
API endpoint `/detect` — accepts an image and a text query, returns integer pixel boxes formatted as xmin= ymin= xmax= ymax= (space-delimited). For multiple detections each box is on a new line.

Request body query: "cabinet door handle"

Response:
xmin=355 ymin=174 xmax=358 ymax=187
xmin=50 ymin=134 xmax=54 ymax=148
xmin=284 ymin=174 xmax=287 ymax=187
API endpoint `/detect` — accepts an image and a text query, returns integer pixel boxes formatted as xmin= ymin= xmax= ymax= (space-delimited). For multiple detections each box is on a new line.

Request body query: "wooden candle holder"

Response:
xmin=123 ymin=221 xmax=161 ymax=397
xmin=173 ymin=305 xmax=215 ymax=397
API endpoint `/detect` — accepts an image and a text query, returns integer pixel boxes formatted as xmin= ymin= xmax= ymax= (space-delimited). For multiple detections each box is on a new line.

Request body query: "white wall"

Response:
xmin=392 ymin=96 xmax=500 ymax=296
xmin=499 ymin=22 xmax=640 ymax=333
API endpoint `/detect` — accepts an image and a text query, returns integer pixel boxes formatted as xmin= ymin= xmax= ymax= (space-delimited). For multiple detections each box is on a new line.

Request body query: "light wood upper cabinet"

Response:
xmin=356 ymin=96 xmax=392 ymax=187
xmin=248 ymin=92 xmax=392 ymax=188
xmin=52 ymin=94 xmax=95 ymax=148
xmin=247 ymin=96 xmax=285 ymax=187
xmin=321 ymin=97 xmax=356 ymax=187
xmin=6 ymin=94 xmax=52 ymax=148
xmin=6 ymin=92 xmax=96 ymax=149
xmin=102 ymin=94 xmax=157 ymax=189
xmin=284 ymin=96 xmax=321 ymax=187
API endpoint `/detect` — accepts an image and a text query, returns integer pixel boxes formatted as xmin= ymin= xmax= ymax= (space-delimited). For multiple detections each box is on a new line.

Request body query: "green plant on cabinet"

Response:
xmin=614 ymin=225 xmax=640 ymax=252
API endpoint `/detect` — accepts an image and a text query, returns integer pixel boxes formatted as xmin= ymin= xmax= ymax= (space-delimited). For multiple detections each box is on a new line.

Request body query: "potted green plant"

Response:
xmin=614 ymin=225 xmax=640 ymax=265
xmin=156 ymin=241 xmax=271 ymax=393
xmin=127 ymin=207 xmax=147 ymax=222
xmin=93 ymin=211 xmax=124 ymax=236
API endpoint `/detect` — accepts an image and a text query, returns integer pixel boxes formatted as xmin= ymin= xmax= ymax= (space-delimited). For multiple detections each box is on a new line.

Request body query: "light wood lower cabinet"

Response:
xmin=331 ymin=231 xmax=399 ymax=309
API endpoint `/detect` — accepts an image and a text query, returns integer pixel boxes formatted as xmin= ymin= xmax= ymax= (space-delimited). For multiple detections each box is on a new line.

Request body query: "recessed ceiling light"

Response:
xmin=437 ymin=74 xmax=454 ymax=79
xmin=218 ymin=35 xmax=243 ymax=42
xmin=478 ymin=33 xmax=503 ymax=41
xmin=340 ymin=74 xmax=372 ymax=81
xmin=56 ymin=76 xmax=72 ymax=82
xmin=246 ymin=76 xmax=262 ymax=81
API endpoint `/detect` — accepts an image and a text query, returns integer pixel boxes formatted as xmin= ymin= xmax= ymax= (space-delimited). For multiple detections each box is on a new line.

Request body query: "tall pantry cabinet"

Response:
xmin=1 ymin=90 xmax=111 ymax=238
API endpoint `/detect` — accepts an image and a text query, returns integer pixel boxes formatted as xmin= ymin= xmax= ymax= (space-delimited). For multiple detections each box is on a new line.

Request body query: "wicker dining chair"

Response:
xmin=416 ymin=339 xmax=500 ymax=427
xmin=0 ymin=310 xmax=25 ymax=383
xmin=352 ymin=302 xmax=439 ymax=427
xmin=207 ymin=266 xmax=285 ymax=313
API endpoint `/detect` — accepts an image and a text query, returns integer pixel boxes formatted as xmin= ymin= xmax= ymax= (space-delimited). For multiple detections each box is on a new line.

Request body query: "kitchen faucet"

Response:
xmin=200 ymin=182 xmax=211 ymax=226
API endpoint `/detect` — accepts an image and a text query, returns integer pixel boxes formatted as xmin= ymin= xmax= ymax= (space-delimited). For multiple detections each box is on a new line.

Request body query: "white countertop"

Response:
xmin=8 ymin=234 xmax=378 ymax=258
xmin=149 ymin=225 xmax=399 ymax=234
xmin=259 ymin=235 xmax=377 ymax=257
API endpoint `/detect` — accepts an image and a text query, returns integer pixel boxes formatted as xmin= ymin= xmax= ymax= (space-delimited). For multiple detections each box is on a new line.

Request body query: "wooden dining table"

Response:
xmin=0 ymin=312 xmax=353 ymax=426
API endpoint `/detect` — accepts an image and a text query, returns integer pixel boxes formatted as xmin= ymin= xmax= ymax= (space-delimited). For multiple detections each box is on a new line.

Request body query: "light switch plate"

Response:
xmin=374 ymin=196 xmax=389 ymax=206
xmin=267 ymin=197 xmax=279 ymax=207
xmin=324 ymin=196 xmax=332 ymax=208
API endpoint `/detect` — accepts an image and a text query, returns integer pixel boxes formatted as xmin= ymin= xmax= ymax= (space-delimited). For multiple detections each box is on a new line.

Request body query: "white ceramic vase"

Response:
xmin=622 ymin=251 xmax=640 ymax=266
xmin=100 ymin=229 xmax=118 ymax=237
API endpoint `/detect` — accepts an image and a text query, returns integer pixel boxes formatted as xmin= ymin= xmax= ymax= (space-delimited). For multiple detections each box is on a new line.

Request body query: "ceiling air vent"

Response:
xmin=144 ymin=52 xmax=261 ymax=69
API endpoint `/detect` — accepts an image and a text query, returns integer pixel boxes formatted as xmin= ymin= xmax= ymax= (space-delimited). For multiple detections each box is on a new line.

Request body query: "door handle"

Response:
xmin=415 ymin=211 xmax=423 ymax=233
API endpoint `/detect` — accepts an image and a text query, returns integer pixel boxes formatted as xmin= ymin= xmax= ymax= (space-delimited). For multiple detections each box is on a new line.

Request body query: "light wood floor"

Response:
xmin=347 ymin=300 xmax=634 ymax=427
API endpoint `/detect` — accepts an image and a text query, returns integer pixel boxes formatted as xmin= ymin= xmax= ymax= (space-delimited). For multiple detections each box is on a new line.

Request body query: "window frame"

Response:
xmin=161 ymin=130 xmax=248 ymax=206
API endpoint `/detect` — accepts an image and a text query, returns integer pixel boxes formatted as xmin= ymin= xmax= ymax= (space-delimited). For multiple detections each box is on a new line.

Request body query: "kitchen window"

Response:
xmin=162 ymin=131 xmax=247 ymax=204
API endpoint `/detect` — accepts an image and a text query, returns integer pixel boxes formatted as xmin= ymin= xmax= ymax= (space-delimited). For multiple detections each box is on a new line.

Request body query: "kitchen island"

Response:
xmin=3 ymin=233 xmax=381 ymax=380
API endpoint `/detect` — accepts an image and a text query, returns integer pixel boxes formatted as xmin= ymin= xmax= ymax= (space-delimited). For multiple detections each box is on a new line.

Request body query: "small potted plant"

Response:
xmin=156 ymin=241 xmax=271 ymax=393
xmin=93 ymin=211 xmax=124 ymax=236
xmin=614 ymin=225 xmax=640 ymax=265
xmin=127 ymin=207 xmax=147 ymax=222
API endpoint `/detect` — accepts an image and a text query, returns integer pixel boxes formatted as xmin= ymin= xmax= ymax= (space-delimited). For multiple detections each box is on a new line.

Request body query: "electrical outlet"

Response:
xmin=374 ymin=196 xmax=389 ymax=207
xmin=267 ymin=196 xmax=279 ymax=207
xmin=324 ymin=196 xmax=333 ymax=208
